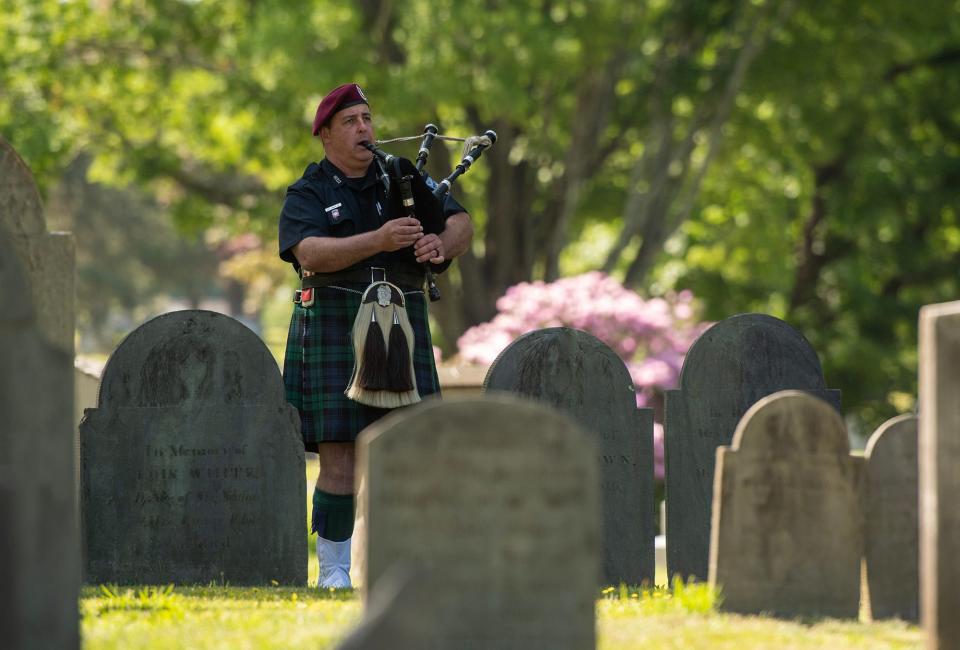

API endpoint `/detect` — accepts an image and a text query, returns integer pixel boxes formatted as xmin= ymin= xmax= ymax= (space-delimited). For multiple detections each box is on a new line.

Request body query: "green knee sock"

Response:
xmin=311 ymin=488 xmax=355 ymax=542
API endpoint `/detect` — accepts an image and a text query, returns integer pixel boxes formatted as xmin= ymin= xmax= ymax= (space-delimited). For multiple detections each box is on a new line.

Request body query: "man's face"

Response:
xmin=320 ymin=103 xmax=375 ymax=172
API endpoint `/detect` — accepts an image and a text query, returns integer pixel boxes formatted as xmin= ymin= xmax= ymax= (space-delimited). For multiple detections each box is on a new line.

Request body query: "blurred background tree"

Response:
xmin=1 ymin=0 xmax=957 ymax=436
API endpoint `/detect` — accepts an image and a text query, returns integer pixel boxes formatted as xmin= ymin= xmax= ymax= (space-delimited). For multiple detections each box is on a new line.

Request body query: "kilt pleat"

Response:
xmin=283 ymin=283 xmax=440 ymax=447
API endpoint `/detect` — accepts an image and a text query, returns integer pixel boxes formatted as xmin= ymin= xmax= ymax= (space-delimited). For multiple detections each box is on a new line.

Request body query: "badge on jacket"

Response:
xmin=325 ymin=202 xmax=343 ymax=222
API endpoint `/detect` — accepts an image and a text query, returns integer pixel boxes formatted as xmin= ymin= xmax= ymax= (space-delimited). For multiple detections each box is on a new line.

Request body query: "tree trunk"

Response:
xmin=612 ymin=0 xmax=796 ymax=288
xmin=787 ymin=156 xmax=846 ymax=314
xmin=543 ymin=51 xmax=625 ymax=280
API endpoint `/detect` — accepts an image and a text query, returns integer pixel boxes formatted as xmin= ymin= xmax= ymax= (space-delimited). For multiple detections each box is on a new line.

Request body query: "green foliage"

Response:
xmin=2 ymin=0 xmax=958 ymax=433
xmin=657 ymin=0 xmax=960 ymax=434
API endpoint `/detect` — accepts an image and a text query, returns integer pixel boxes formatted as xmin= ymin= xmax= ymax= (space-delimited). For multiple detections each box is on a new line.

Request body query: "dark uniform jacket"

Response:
xmin=278 ymin=158 xmax=464 ymax=274
xmin=278 ymin=157 xmax=466 ymax=447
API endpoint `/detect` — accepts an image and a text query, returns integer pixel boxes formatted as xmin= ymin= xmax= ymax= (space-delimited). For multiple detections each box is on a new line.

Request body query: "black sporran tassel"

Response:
xmin=387 ymin=309 xmax=414 ymax=391
xmin=358 ymin=314 xmax=388 ymax=390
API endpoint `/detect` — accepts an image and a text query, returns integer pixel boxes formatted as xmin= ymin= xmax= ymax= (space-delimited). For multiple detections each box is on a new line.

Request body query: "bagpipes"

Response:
xmin=362 ymin=125 xmax=497 ymax=301
xmin=345 ymin=125 xmax=496 ymax=409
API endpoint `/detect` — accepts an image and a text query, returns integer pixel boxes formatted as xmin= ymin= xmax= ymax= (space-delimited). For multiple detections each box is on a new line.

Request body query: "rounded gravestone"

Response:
xmin=730 ymin=390 xmax=849 ymax=454
xmin=709 ymin=391 xmax=862 ymax=619
xmin=0 ymin=137 xmax=75 ymax=354
xmin=483 ymin=327 xmax=655 ymax=586
xmin=0 ymin=137 xmax=45 ymax=237
xmin=864 ymin=414 xmax=919 ymax=621
xmin=97 ymin=310 xmax=286 ymax=407
xmin=665 ymin=313 xmax=841 ymax=582
xmin=678 ymin=313 xmax=829 ymax=413
xmin=355 ymin=396 xmax=599 ymax=649
xmin=81 ymin=310 xmax=306 ymax=585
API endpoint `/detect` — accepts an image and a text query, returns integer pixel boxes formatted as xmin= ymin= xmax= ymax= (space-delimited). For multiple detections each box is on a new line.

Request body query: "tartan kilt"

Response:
xmin=282 ymin=283 xmax=441 ymax=448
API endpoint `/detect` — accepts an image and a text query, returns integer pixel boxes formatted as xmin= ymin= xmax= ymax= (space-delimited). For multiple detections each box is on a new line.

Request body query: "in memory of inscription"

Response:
xmin=352 ymin=396 xmax=599 ymax=649
xmin=483 ymin=327 xmax=654 ymax=586
xmin=709 ymin=391 xmax=863 ymax=619
xmin=81 ymin=310 xmax=306 ymax=585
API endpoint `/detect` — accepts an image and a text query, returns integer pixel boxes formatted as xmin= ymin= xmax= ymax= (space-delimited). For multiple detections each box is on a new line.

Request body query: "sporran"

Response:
xmin=344 ymin=280 xmax=420 ymax=408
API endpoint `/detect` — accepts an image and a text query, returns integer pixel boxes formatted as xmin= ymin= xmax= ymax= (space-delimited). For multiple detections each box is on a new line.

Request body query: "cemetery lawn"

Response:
xmin=80 ymin=581 xmax=922 ymax=649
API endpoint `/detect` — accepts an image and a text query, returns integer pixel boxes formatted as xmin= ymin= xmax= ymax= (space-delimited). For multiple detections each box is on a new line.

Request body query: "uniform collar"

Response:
xmin=320 ymin=158 xmax=380 ymax=189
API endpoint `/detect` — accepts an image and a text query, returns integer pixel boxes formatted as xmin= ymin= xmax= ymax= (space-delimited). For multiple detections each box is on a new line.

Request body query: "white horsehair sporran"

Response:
xmin=345 ymin=280 xmax=420 ymax=408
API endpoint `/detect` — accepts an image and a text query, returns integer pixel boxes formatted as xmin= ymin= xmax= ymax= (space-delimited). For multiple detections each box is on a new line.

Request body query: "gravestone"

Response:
xmin=0 ymin=235 xmax=79 ymax=649
xmin=864 ymin=413 xmax=919 ymax=621
xmin=483 ymin=327 xmax=654 ymax=586
xmin=0 ymin=137 xmax=74 ymax=354
xmin=919 ymin=301 xmax=960 ymax=648
xmin=665 ymin=313 xmax=840 ymax=582
xmin=80 ymin=310 xmax=306 ymax=585
xmin=708 ymin=391 xmax=863 ymax=618
xmin=0 ymin=138 xmax=79 ymax=511
xmin=353 ymin=396 xmax=599 ymax=649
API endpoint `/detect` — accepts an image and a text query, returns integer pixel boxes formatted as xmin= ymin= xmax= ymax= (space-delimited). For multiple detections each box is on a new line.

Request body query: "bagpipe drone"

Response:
xmin=362 ymin=125 xmax=497 ymax=302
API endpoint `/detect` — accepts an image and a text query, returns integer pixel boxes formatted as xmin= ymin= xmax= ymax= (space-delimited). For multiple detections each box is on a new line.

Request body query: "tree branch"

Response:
xmin=544 ymin=48 xmax=627 ymax=280
xmin=356 ymin=0 xmax=407 ymax=65
xmin=621 ymin=0 xmax=797 ymax=287
xmin=884 ymin=46 xmax=960 ymax=81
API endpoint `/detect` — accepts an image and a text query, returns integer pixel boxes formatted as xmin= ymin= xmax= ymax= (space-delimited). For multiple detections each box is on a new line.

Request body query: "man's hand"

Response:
xmin=414 ymin=233 xmax=446 ymax=264
xmin=378 ymin=217 xmax=423 ymax=252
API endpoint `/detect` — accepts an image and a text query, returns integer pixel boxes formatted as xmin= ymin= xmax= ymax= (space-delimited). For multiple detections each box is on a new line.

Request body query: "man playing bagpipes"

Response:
xmin=277 ymin=83 xmax=473 ymax=588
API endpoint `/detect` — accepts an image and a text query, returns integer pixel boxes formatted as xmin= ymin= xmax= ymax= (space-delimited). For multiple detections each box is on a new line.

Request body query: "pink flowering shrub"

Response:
xmin=457 ymin=272 xmax=708 ymax=481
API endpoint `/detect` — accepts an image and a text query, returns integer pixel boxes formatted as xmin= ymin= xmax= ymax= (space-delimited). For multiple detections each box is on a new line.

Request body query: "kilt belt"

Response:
xmin=302 ymin=267 xmax=425 ymax=291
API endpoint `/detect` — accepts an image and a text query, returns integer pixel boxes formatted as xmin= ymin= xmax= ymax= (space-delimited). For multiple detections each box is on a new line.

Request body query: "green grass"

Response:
xmin=82 ymin=584 xmax=360 ymax=650
xmin=597 ymin=581 xmax=921 ymax=649
xmin=79 ymin=459 xmax=922 ymax=649
xmin=80 ymin=580 xmax=923 ymax=649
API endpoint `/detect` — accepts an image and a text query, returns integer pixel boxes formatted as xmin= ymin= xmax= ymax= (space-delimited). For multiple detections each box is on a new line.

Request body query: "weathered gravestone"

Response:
xmin=483 ymin=327 xmax=654 ymax=586
xmin=708 ymin=391 xmax=863 ymax=619
xmin=665 ymin=313 xmax=840 ymax=581
xmin=0 ymin=138 xmax=79 ymax=509
xmin=0 ymin=235 xmax=79 ymax=649
xmin=864 ymin=413 xmax=919 ymax=622
xmin=919 ymin=301 xmax=960 ymax=649
xmin=352 ymin=396 xmax=599 ymax=649
xmin=0 ymin=137 xmax=74 ymax=354
xmin=80 ymin=310 xmax=306 ymax=585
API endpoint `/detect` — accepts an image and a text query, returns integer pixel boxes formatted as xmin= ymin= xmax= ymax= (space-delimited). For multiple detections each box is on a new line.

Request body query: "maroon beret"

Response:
xmin=311 ymin=83 xmax=370 ymax=136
